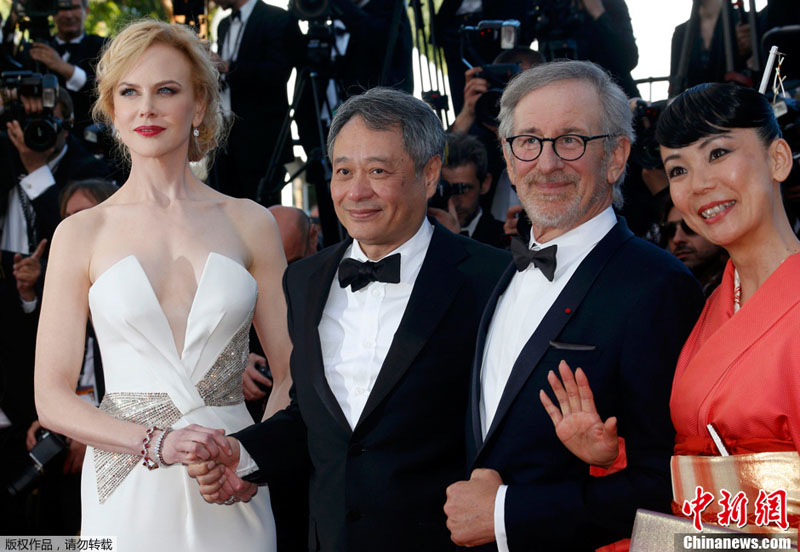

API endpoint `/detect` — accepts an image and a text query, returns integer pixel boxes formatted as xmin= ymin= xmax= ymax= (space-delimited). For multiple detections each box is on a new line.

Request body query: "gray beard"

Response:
xmin=519 ymin=155 xmax=610 ymax=237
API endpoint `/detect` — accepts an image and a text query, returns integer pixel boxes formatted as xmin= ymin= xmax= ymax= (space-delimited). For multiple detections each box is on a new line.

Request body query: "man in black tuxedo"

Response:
xmin=209 ymin=0 xmax=303 ymax=202
xmin=443 ymin=132 xmax=507 ymax=249
xmin=190 ymin=87 xmax=509 ymax=552
xmin=443 ymin=61 xmax=704 ymax=551
xmin=24 ymin=0 xmax=105 ymax=135
xmin=331 ymin=0 xmax=414 ymax=96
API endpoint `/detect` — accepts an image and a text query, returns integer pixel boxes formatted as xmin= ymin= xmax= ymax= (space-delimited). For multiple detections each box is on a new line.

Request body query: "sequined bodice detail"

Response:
xmin=86 ymin=252 xmax=257 ymax=503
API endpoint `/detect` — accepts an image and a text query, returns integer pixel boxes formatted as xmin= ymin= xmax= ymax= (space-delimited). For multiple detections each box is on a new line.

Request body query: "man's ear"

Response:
xmin=423 ymin=155 xmax=443 ymax=200
xmin=605 ymin=136 xmax=631 ymax=185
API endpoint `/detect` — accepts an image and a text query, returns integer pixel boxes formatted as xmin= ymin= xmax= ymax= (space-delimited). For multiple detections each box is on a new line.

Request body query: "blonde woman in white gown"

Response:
xmin=34 ymin=20 xmax=291 ymax=551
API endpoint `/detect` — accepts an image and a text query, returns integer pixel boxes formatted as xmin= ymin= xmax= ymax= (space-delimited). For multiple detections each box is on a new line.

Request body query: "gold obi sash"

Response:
xmin=671 ymin=452 xmax=800 ymax=545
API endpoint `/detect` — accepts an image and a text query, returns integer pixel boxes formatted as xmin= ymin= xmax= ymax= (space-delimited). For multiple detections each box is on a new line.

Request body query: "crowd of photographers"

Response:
xmin=0 ymin=0 xmax=799 ymax=539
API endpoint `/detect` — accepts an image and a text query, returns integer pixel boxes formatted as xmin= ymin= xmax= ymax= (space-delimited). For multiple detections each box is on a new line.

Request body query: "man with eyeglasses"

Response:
xmin=443 ymin=60 xmax=705 ymax=551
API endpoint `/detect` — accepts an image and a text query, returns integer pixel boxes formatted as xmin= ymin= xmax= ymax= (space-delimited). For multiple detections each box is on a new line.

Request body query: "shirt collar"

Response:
xmin=350 ymin=219 xmax=434 ymax=285
xmin=48 ymin=144 xmax=69 ymax=172
xmin=528 ymin=205 xmax=617 ymax=279
xmin=55 ymin=33 xmax=84 ymax=45
xmin=235 ymin=0 xmax=257 ymax=24
xmin=461 ymin=207 xmax=483 ymax=237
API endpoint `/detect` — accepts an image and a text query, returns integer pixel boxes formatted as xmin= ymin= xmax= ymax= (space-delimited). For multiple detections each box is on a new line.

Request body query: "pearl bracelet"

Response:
xmin=154 ymin=427 xmax=173 ymax=467
xmin=140 ymin=426 xmax=159 ymax=470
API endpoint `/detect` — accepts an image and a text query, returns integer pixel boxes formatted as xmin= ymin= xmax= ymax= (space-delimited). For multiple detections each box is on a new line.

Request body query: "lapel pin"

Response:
xmin=565 ymin=308 xmax=572 ymax=314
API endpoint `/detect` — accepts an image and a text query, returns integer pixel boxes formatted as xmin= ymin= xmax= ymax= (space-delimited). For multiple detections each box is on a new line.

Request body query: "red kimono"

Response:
xmin=671 ymin=254 xmax=800 ymax=454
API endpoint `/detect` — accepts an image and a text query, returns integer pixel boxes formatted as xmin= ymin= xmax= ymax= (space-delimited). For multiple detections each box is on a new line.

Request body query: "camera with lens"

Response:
xmin=528 ymin=0 xmax=585 ymax=60
xmin=473 ymin=63 xmax=521 ymax=127
xmin=1 ymin=70 xmax=66 ymax=152
xmin=255 ymin=361 xmax=273 ymax=393
xmin=10 ymin=0 xmax=75 ymax=42
xmin=459 ymin=20 xmax=521 ymax=126
xmin=428 ymin=179 xmax=469 ymax=211
xmin=630 ymin=99 xmax=667 ymax=170
xmin=289 ymin=0 xmax=331 ymax=22
xmin=7 ymin=428 xmax=66 ymax=497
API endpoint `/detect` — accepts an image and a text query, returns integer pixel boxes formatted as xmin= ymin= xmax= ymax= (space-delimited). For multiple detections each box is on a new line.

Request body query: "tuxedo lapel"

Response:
xmin=236 ymin=2 xmax=263 ymax=60
xmin=355 ymin=225 xmax=468 ymax=430
xmin=304 ymin=240 xmax=353 ymax=435
xmin=469 ymin=262 xmax=516 ymax=453
xmin=477 ymin=219 xmax=634 ymax=456
xmin=218 ymin=18 xmax=230 ymax=52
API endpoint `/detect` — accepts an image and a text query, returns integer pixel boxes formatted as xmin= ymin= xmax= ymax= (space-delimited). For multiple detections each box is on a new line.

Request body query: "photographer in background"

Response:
xmin=441 ymin=132 xmax=506 ymax=248
xmin=209 ymin=0 xmax=303 ymax=203
xmin=450 ymin=48 xmax=543 ymax=220
xmin=1 ymin=87 xmax=113 ymax=255
xmin=20 ymin=0 xmax=105 ymax=136
xmin=434 ymin=1 xmax=532 ymax=113
xmin=330 ymin=0 xmax=414 ymax=97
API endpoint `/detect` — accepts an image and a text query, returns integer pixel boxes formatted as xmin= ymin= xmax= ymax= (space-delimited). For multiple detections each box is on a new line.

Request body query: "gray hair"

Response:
xmin=327 ymin=87 xmax=445 ymax=175
xmin=497 ymin=60 xmax=634 ymax=207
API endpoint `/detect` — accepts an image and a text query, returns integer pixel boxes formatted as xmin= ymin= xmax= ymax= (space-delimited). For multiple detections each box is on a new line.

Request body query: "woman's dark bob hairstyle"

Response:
xmin=656 ymin=83 xmax=782 ymax=149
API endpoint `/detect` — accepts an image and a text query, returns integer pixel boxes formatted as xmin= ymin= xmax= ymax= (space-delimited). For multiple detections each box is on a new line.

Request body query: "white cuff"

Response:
xmin=235 ymin=442 xmax=259 ymax=478
xmin=19 ymin=165 xmax=56 ymax=200
xmin=66 ymin=65 xmax=87 ymax=92
xmin=20 ymin=296 xmax=38 ymax=313
xmin=495 ymin=484 xmax=510 ymax=552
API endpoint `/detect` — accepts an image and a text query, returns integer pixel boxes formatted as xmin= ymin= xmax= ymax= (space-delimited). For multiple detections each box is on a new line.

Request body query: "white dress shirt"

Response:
xmin=219 ymin=0 xmax=257 ymax=115
xmin=1 ymin=145 xmax=67 ymax=256
xmin=237 ymin=219 xmax=434 ymax=474
xmin=54 ymin=34 xmax=88 ymax=92
xmin=480 ymin=206 xmax=617 ymax=552
xmin=455 ymin=0 xmax=482 ymax=16
xmin=461 ymin=207 xmax=483 ymax=237
xmin=319 ymin=220 xmax=433 ymax=428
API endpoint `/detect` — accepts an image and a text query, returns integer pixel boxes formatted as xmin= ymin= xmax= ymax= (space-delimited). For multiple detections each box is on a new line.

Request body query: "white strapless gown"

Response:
xmin=81 ymin=252 xmax=276 ymax=552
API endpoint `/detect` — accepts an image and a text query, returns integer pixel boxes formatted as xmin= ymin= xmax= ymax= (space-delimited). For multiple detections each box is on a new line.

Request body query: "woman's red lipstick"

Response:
xmin=134 ymin=126 xmax=165 ymax=137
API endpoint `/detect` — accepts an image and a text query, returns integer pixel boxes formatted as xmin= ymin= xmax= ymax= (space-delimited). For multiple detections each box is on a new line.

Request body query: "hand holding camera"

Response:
xmin=451 ymin=67 xmax=488 ymax=134
xmin=29 ymin=42 xmax=74 ymax=80
xmin=242 ymin=353 xmax=271 ymax=401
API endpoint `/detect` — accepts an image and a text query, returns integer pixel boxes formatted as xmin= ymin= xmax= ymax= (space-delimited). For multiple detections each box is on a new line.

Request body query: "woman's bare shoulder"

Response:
xmin=222 ymin=197 xmax=278 ymax=235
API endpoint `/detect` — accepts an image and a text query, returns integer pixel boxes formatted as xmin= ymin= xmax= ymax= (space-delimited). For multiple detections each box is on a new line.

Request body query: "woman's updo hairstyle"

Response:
xmin=656 ymin=83 xmax=782 ymax=150
xmin=92 ymin=19 xmax=225 ymax=162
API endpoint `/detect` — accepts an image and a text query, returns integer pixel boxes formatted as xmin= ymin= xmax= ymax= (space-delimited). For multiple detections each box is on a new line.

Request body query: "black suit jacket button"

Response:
xmin=348 ymin=443 xmax=365 ymax=456
xmin=346 ymin=508 xmax=362 ymax=522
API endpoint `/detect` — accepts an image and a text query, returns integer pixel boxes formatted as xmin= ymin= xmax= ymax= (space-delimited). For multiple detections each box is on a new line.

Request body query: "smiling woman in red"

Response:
xmin=657 ymin=83 xmax=800 ymax=539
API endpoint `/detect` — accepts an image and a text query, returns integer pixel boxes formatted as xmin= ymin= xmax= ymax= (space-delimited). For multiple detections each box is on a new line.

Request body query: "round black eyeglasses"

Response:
xmin=506 ymin=134 xmax=610 ymax=162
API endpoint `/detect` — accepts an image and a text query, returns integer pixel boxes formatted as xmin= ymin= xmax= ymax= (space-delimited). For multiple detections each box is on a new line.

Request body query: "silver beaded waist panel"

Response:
xmin=93 ymin=307 xmax=252 ymax=504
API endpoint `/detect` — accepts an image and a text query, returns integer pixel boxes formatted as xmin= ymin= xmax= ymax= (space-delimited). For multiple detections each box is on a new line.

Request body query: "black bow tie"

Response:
xmin=510 ymin=237 xmax=557 ymax=281
xmin=231 ymin=9 xmax=241 ymax=20
xmin=338 ymin=254 xmax=401 ymax=292
xmin=54 ymin=42 xmax=77 ymax=56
